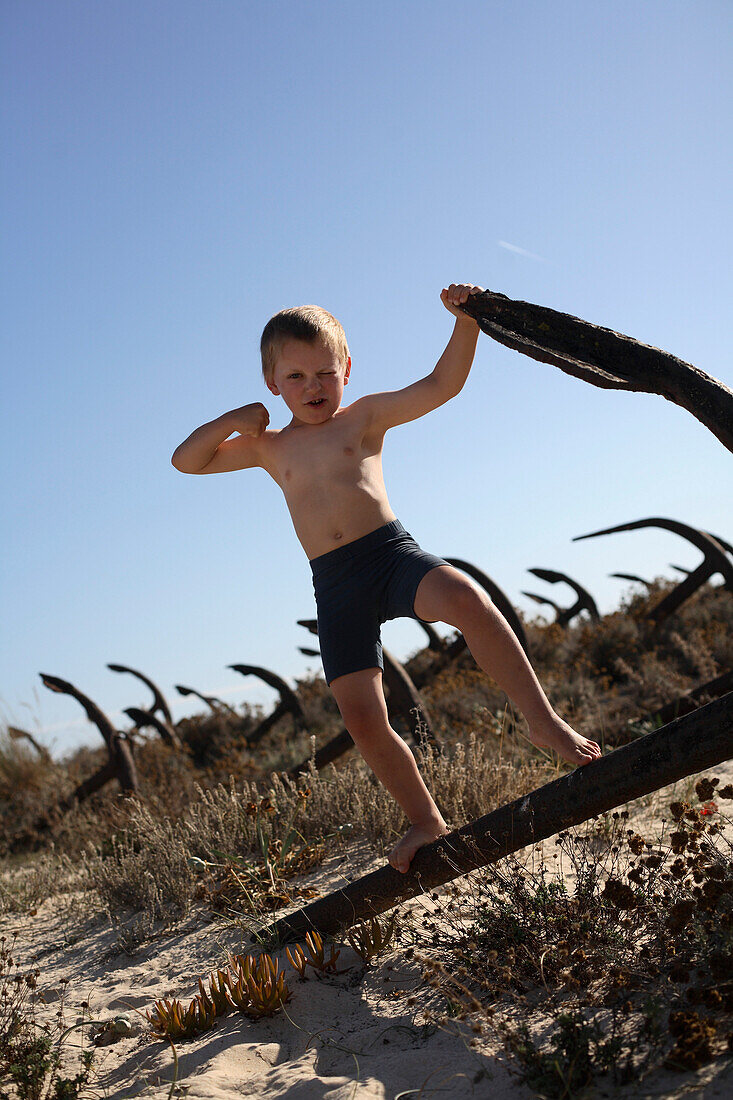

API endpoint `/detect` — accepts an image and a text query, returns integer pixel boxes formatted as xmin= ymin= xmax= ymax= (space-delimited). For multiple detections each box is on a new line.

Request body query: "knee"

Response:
xmin=449 ymin=580 xmax=491 ymax=629
xmin=337 ymin=699 xmax=385 ymax=739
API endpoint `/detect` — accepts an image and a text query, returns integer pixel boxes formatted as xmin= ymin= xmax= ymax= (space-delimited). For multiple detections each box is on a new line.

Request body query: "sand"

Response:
xmin=4 ymin=763 xmax=733 ymax=1099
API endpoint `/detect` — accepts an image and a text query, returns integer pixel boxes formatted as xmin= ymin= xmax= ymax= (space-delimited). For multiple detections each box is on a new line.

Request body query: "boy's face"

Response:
xmin=267 ymin=338 xmax=351 ymax=425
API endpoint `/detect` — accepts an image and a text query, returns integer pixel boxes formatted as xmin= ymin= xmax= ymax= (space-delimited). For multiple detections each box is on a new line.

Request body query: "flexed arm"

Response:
xmin=171 ymin=403 xmax=269 ymax=474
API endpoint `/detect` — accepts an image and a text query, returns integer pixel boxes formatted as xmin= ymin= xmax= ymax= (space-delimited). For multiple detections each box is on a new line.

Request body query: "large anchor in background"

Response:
xmin=107 ymin=663 xmax=181 ymax=749
xmin=573 ymin=518 xmax=733 ymax=625
xmin=229 ymin=664 xmax=309 ymax=746
xmin=521 ymin=568 xmax=600 ymax=626
xmin=174 ymin=683 xmax=240 ymax=717
xmin=38 ymin=674 xmax=139 ymax=812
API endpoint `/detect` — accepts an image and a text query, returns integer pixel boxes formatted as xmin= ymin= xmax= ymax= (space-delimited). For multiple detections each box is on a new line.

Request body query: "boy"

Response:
xmin=171 ymin=285 xmax=601 ymax=873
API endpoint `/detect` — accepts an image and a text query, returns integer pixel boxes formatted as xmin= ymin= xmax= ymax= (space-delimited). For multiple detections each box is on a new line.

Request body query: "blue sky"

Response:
xmin=2 ymin=0 xmax=731 ymax=755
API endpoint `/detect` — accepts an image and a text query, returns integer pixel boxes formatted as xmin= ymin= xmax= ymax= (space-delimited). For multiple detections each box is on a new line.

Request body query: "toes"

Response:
xmin=388 ymin=849 xmax=410 ymax=874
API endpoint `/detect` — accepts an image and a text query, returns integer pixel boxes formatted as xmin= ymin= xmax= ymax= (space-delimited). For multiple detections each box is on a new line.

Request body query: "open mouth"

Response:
xmin=307 ymin=398 xmax=326 ymax=407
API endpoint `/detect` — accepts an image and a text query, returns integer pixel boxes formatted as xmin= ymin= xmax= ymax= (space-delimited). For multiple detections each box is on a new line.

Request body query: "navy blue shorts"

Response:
xmin=310 ymin=519 xmax=449 ymax=685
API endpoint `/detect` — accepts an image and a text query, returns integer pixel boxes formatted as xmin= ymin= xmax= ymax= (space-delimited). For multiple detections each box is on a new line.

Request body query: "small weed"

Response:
xmin=499 ymin=1008 xmax=623 ymax=1099
xmin=0 ymin=935 xmax=96 ymax=1098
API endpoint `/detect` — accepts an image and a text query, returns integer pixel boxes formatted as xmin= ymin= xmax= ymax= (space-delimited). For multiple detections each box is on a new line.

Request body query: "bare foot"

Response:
xmin=528 ymin=715 xmax=602 ymax=767
xmin=388 ymin=819 xmax=450 ymax=875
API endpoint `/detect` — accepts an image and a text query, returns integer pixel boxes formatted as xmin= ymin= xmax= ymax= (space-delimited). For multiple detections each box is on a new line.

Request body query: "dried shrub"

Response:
xmin=82 ymin=801 xmax=197 ymax=926
xmin=416 ymin=776 xmax=733 ymax=1090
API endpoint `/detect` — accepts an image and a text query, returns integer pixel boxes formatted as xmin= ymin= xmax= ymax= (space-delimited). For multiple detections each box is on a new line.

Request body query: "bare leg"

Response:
xmin=414 ymin=566 xmax=602 ymax=766
xmin=329 ymin=667 xmax=450 ymax=873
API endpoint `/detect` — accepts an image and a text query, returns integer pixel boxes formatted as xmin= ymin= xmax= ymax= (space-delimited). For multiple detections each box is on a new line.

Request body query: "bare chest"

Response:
xmin=264 ymin=419 xmax=379 ymax=493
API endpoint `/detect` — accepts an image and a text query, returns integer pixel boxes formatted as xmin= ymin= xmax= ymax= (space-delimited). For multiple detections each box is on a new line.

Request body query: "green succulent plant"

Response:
xmin=224 ymin=952 xmax=291 ymax=1018
xmin=346 ymin=913 xmax=398 ymax=963
xmin=198 ymin=970 xmax=232 ymax=1018
xmin=285 ymin=943 xmax=308 ymax=979
xmin=301 ymin=929 xmax=342 ymax=973
xmin=146 ymin=994 xmax=215 ymax=1041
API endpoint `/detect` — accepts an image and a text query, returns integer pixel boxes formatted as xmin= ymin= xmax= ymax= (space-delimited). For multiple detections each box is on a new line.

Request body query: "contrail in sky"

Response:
xmin=498 ymin=240 xmax=548 ymax=263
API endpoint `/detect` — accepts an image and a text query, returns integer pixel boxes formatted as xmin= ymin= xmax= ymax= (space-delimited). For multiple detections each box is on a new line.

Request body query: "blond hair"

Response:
xmin=260 ymin=305 xmax=349 ymax=383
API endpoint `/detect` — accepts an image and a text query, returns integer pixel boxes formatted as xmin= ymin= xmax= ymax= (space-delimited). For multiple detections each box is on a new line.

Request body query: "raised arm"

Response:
xmin=171 ymin=403 xmax=269 ymax=474
xmin=362 ymin=284 xmax=482 ymax=434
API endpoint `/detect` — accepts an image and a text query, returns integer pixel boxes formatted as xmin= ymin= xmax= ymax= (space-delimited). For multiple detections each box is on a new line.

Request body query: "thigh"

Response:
xmin=413 ymin=564 xmax=487 ymax=627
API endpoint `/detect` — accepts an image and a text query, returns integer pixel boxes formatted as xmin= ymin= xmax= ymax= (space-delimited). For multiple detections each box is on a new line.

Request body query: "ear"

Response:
xmin=266 ymin=379 xmax=281 ymax=396
xmin=343 ymin=355 xmax=352 ymax=385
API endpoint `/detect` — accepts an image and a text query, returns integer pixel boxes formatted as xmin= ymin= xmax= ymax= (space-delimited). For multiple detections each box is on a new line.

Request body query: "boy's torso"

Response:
xmin=256 ymin=399 xmax=397 ymax=559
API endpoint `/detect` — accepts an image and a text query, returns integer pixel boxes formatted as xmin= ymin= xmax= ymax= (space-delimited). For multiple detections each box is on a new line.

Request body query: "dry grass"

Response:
xmin=0 ymin=579 xmax=731 ymax=1093
xmin=1 ymin=579 xmax=730 ymax=888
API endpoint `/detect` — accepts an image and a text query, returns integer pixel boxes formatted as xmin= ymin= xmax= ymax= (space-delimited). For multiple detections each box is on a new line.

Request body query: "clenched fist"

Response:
xmin=231 ymin=402 xmax=270 ymax=437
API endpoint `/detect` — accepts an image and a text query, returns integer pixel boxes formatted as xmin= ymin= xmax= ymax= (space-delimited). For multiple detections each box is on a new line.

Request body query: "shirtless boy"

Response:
xmin=171 ymin=284 xmax=601 ymax=873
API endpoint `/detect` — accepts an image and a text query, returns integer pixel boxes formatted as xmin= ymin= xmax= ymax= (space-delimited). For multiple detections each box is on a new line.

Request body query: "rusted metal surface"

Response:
xmin=174 ymin=684 xmax=239 ymax=716
xmin=39 ymin=673 xmax=138 ymax=794
xmin=526 ymin=568 xmax=600 ymax=626
xmin=573 ymin=518 xmax=733 ymax=624
xmin=65 ymin=759 xmax=118 ymax=806
xmin=123 ymin=706 xmax=182 ymax=750
xmin=459 ymin=290 xmax=733 ymax=454
xmin=708 ymin=531 xmax=733 ymax=554
xmin=264 ymin=691 xmax=733 ymax=942
xmin=520 ymin=591 xmax=564 ymax=621
xmin=8 ymin=727 xmax=52 ymax=761
xmin=107 ymin=663 xmax=174 ymax=726
xmin=610 ymin=573 xmax=653 ymax=589
xmin=229 ymin=663 xmax=308 ymax=746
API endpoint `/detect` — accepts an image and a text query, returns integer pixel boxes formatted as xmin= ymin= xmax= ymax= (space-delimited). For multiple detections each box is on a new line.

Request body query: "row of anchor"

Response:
xmin=11 ymin=513 xmax=730 ymax=834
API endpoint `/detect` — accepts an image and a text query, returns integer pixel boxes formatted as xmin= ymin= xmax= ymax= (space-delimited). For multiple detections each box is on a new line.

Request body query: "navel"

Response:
xmin=284 ymin=469 xmax=292 ymax=481
xmin=333 ymin=531 xmax=343 ymax=541
xmin=343 ymin=446 xmax=354 ymax=456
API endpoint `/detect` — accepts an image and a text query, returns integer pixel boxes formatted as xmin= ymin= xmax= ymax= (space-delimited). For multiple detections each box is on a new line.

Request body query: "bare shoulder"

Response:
xmin=352 ymin=378 xmax=445 ymax=434
xmin=337 ymin=395 xmax=375 ymax=427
